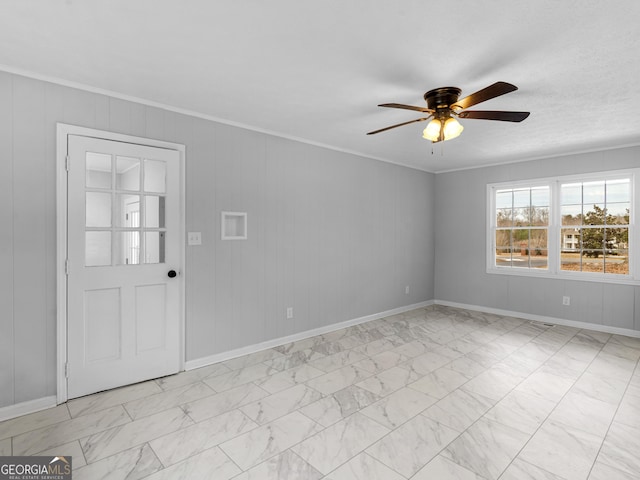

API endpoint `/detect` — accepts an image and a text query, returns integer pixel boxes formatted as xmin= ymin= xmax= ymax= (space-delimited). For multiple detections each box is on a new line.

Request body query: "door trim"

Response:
xmin=56 ymin=123 xmax=186 ymax=404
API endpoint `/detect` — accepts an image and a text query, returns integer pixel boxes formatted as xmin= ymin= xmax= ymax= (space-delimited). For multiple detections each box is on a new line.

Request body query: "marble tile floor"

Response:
xmin=2 ymin=305 xmax=640 ymax=479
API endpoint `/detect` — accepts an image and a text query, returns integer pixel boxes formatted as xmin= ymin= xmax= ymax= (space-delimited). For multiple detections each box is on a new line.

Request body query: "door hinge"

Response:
xmin=65 ymin=259 xmax=70 ymax=275
xmin=64 ymin=363 xmax=70 ymax=378
xmin=65 ymin=155 xmax=70 ymax=171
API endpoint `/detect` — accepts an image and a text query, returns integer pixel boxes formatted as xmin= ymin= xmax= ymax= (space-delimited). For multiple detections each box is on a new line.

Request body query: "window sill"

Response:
xmin=486 ymin=266 xmax=640 ymax=286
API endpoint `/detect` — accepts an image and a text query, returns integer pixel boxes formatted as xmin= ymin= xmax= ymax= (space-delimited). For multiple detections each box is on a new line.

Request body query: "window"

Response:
xmin=560 ymin=179 xmax=630 ymax=274
xmin=494 ymin=186 xmax=549 ymax=269
xmin=488 ymin=170 xmax=638 ymax=284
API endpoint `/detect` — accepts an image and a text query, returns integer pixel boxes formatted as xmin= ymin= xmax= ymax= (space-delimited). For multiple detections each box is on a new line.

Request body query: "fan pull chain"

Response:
xmin=429 ymin=142 xmax=444 ymax=155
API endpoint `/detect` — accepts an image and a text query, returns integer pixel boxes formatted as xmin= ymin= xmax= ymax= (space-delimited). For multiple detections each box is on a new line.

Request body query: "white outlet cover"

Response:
xmin=188 ymin=232 xmax=202 ymax=245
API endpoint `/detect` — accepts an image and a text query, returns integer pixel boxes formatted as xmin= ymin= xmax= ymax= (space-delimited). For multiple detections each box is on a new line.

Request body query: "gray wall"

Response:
xmin=434 ymin=147 xmax=640 ymax=331
xmin=0 ymin=71 xmax=435 ymax=409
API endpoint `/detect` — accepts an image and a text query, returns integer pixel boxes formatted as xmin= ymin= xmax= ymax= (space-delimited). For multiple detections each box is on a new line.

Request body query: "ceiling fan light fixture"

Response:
xmin=368 ymin=81 xmax=529 ymax=140
xmin=422 ymin=119 xmax=441 ymax=141
xmin=422 ymin=116 xmax=463 ymax=142
xmin=443 ymin=117 xmax=464 ymax=140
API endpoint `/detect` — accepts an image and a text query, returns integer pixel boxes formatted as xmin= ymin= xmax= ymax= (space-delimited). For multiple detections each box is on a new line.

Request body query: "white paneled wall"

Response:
xmin=0 ymin=71 xmax=434 ymax=409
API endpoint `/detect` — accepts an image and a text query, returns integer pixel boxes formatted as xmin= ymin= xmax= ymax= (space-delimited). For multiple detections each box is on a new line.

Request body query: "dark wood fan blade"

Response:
xmin=452 ymin=82 xmax=518 ymax=110
xmin=457 ymin=110 xmax=530 ymax=122
xmin=366 ymin=116 xmax=431 ymax=135
xmin=379 ymin=103 xmax=434 ymax=113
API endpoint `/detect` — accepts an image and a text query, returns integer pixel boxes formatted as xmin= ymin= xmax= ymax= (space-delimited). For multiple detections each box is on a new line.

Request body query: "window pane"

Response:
xmin=560 ymin=253 xmax=580 ymax=272
xmin=583 ymin=205 xmax=606 ymax=226
xmin=561 ymin=205 xmax=582 ymax=225
xmin=512 ymin=229 xmax=530 ymax=267
xmin=606 ymin=179 xmax=630 ymax=203
xmin=605 ymin=227 xmax=628 ymax=251
xmin=561 ymin=183 xmax=582 ymax=205
xmin=530 ymin=229 xmax=548 ymax=269
xmin=561 ymin=227 xmax=581 ymax=272
xmin=582 ymin=251 xmax=604 ymax=273
xmin=530 ymin=206 xmax=549 ymax=226
xmin=86 ymin=192 xmax=112 ymax=227
xmin=144 ymin=195 xmax=165 ymax=228
xmin=144 ymin=159 xmax=166 ymax=193
xmin=604 ymin=249 xmax=629 ymax=275
xmin=496 ymin=229 xmax=512 ymax=250
xmin=606 ymin=203 xmax=630 ymax=224
xmin=86 ymin=152 xmax=112 ymax=189
xmin=495 ymin=230 xmax=512 ymax=267
xmin=514 ymin=207 xmax=529 ymax=226
xmin=497 ymin=208 xmax=512 ymax=227
xmin=561 ymin=228 xmax=581 ymax=251
xmin=116 ymin=156 xmax=140 ymax=191
xmin=86 ymin=231 xmax=111 ymax=266
xmin=495 ymin=190 xmax=512 ymax=209
xmin=581 ymin=225 xmax=605 ymax=253
xmin=117 ymin=194 xmax=140 ymax=228
xmin=144 ymin=232 xmax=165 ymax=264
xmin=583 ymin=181 xmax=605 ymax=205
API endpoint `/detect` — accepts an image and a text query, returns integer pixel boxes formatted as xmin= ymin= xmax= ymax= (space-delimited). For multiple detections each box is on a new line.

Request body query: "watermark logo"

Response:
xmin=0 ymin=456 xmax=72 ymax=480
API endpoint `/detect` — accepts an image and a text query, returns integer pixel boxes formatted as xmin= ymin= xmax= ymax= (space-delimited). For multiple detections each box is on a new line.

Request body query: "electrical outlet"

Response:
xmin=562 ymin=296 xmax=570 ymax=306
xmin=187 ymin=232 xmax=202 ymax=245
xmin=405 ymin=285 xmax=410 ymax=295
xmin=286 ymin=307 xmax=294 ymax=319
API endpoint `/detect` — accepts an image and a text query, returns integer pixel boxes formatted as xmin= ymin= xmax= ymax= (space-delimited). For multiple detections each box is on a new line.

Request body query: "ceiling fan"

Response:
xmin=367 ymin=81 xmax=530 ymax=142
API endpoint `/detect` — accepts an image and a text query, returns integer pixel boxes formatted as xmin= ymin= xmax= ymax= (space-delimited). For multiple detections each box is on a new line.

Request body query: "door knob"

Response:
xmin=167 ymin=270 xmax=177 ymax=278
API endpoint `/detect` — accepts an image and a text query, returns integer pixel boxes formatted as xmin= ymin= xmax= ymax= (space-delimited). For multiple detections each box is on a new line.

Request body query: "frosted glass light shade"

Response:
xmin=422 ymin=119 xmax=442 ymax=141
xmin=443 ymin=117 xmax=464 ymax=140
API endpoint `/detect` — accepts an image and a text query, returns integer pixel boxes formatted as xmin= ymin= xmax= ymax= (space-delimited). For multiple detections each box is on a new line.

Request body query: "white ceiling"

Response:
xmin=2 ymin=0 xmax=640 ymax=172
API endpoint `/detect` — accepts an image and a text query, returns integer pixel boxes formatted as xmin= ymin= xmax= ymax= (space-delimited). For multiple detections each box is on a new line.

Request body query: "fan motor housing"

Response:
xmin=424 ymin=87 xmax=461 ymax=110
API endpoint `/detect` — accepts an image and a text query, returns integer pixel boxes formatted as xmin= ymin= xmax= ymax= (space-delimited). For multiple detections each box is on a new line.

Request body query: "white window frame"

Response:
xmin=487 ymin=169 xmax=639 ymax=285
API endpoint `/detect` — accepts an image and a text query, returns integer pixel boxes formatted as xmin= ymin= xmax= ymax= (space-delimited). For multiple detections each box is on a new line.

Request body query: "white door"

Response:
xmin=66 ymin=135 xmax=182 ymax=399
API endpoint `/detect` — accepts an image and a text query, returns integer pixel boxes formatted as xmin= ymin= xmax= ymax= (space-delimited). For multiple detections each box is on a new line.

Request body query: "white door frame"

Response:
xmin=56 ymin=123 xmax=186 ymax=404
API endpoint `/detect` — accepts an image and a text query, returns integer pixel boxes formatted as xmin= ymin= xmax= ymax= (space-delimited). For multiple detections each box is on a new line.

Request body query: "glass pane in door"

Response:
xmin=116 ymin=156 xmax=140 ymax=191
xmin=144 ymin=159 xmax=166 ymax=193
xmin=144 ymin=196 xmax=165 ymax=228
xmin=117 ymin=194 xmax=140 ymax=228
xmin=86 ymin=192 xmax=112 ymax=227
xmin=86 ymin=152 xmax=112 ymax=189
xmin=144 ymin=232 xmax=165 ymax=264
xmin=116 ymin=231 xmax=140 ymax=265
xmin=85 ymin=231 xmax=111 ymax=266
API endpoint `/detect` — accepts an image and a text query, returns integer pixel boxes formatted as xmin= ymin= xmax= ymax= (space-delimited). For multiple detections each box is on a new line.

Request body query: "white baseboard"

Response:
xmin=185 ymin=300 xmax=434 ymax=370
xmin=434 ymin=300 xmax=640 ymax=338
xmin=0 ymin=396 xmax=57 ymax=422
